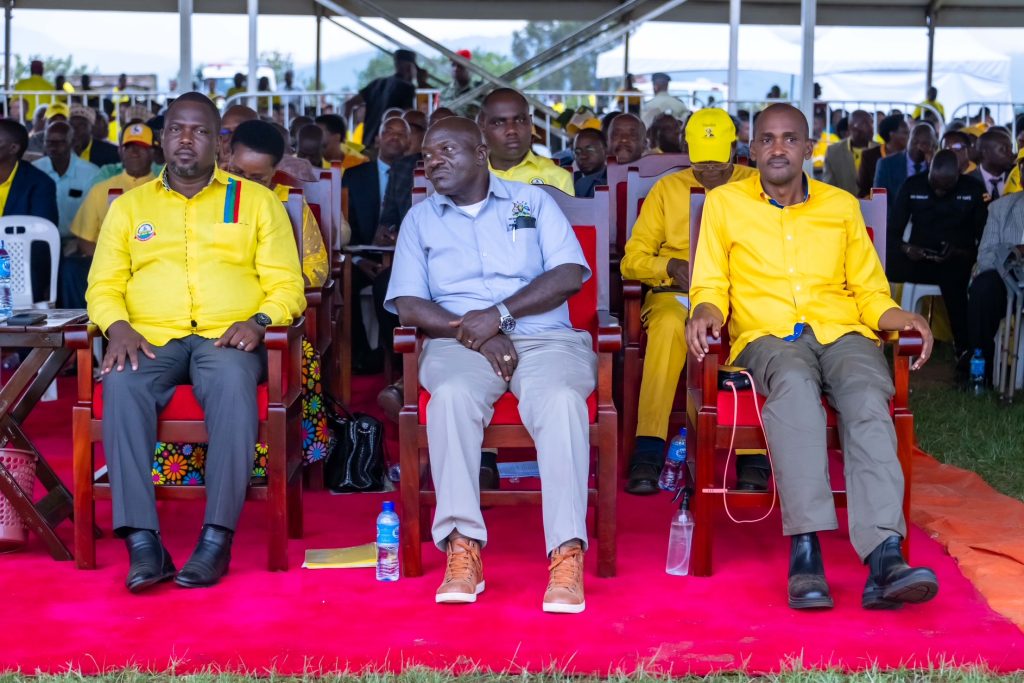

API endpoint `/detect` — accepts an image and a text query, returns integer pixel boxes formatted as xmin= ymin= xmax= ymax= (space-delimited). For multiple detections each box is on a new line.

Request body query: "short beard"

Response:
xmin=166 ymin=161 xmax=208 ymax=179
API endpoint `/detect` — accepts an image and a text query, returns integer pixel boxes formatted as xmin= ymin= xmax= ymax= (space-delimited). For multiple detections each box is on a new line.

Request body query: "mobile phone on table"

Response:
xmin=5 ymin=312 xmax=47 ymax=326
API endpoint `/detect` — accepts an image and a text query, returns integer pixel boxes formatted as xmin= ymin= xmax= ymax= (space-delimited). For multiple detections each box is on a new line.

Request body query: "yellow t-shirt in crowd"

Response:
xmin=489 ymin=150 xmax=575 ymax=196
xmin=86 ymin=167 xmax=306 ymax=346
xmin=621 ymin=164 xmax=758 ymax=288
xmin=1005 ymin=166 xmax=1021 ymax=195
xmin=690 ymin=174 xmax=898 ymax=363
xmin=850 ymin=140 xmax=864 ymax=172
xmin=70 ymin=170 xmax=156 ymax=244
xmin=813 ymin=133 xmax=840 ymax=171
xmin=0 ymin=162 xmax=19 ymax=214
xmin=273 ymin=183 xmax=329 ymax=288
xmin=13 ymin=75 xmax=55 ymax=119
xmin=912 ymin=100 xmax=945 ymax=119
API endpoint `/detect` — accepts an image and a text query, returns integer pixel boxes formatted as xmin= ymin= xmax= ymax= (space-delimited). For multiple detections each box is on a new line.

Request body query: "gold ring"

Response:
xmin=503 ymin=354 xmax=512 ymax=362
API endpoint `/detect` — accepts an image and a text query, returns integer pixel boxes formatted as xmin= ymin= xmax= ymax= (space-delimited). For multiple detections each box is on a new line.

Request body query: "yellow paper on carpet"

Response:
xmin=302 ymin=543 xmax=377 ymax=569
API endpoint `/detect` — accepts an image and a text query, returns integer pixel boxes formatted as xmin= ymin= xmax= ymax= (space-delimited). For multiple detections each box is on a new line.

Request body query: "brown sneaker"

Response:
xmin=435 ymin=536 xmax=484 ymax=604
xmin=543 ymin=542 xmax=585 ymax=614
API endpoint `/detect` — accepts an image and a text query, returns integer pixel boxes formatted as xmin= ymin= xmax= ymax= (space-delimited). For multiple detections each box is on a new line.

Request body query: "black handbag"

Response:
xmin=324 ymin=400 xmax=386 ymax=493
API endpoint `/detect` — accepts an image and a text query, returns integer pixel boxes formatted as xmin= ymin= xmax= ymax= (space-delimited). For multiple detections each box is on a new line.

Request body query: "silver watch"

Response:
xmin=496 ymin=302 xmax=516 ymax=334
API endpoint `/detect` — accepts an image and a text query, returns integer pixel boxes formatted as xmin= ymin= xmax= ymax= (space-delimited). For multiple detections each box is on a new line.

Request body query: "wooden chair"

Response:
xmin=684 ymin=189 xmax=917 ymax=577
xmin=395 ymin=190 xmax=621 ymax=578
xmin=69 ymin=315 xmax=306 ymax=571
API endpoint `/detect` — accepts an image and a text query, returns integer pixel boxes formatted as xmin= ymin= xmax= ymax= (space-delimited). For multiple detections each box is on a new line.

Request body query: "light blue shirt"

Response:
xmin=377 ymin=158 xmax=390 ymax=206
xmin=385 ymin=174 xmax=590 ymax=336
xmin=32 ymin=154 xmax=100 ymax=238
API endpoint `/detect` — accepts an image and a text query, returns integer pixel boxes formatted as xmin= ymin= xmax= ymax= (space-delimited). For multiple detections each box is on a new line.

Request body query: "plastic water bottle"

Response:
xmin=375 ymin=501 xmax=400 ymax=581
xmin=0 ymin=240 xmax=12 ymax=319
xmin=658 ymin=427 xmax=687 ymax=492
xmin=666 ymin=490 xmax=694 ymax=576
xmin=970 ymin=349 xmax=986 ymax=396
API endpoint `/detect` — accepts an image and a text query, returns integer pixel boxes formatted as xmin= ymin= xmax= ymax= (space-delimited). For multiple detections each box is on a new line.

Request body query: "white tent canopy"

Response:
xmin=597 ymin=23 xmax=1012 ymax=115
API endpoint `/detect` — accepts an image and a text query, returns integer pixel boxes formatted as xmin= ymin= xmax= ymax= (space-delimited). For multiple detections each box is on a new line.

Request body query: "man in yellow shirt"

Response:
xmin=315 ymin=114 xmax=368 ymax=171
xmin=225 ymin=118 xmax=330 ymax=288
xmin=911 ymin=87 xmax=945 ymax=121
xmin=86 ymin=93 xmax=305 ymax=593
xmin=620 ymin=108 xmax=757 ymax=495
xmin=64 ymin=123 xmax=157 ymax=309
xmin=13 ymin=60 xmax=55 ymax=122
xmin=478 ymin=88 xmax=574 ymax=195
xmin=687 ymin=104 xmax=938 ymax=612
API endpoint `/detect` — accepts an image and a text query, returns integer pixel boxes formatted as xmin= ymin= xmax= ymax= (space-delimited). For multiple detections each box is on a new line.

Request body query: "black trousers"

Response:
xmin=887 ymin=250 xmax=973 ymax=355
xmin=967 ymin=269 xmax=1008 ymax=379
xmin=372 ymin=266 xmax=398 ymax=353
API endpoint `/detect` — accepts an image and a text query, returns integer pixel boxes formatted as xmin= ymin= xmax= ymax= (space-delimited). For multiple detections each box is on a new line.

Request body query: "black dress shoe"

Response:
xmin=625 ymin=463 xmax=660 ymax=495
xmin=124 ymin=529 xmax=176 ymax=594
xmin=479 ymin=464 xmax=500 ymax=491
xmin=175 ymin=525 xmax=234 ymax=588
xmin=736 ymin=455 xmax=771 ymax=492
xmin=862 ymin=535 xmax=938 ymax=609
xmin=788 ymin=532 xmax=833 ymax=610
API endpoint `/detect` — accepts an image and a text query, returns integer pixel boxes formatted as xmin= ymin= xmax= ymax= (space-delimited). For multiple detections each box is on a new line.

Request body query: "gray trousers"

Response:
xmin=101 ymin=335 xmax=267 ymax=534
xmin=419 ymin=329 xmax=596 ymax=556
xmin=735 ymin=329 xmax=906 ymax=561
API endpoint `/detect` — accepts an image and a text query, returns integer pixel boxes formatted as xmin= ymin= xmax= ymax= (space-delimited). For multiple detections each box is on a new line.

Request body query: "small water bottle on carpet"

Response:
xmin=375 ymin=501 xmax=400 ymax=582
xmin=658 ymin=427 xmax=687 ymax=492
xmin=0 ymin=241 xmax=12 ymax=319
xmin=969 ymin=349 xmax=985 ymax=396
xmin=666 ymin=490 xmax=694 ymax=576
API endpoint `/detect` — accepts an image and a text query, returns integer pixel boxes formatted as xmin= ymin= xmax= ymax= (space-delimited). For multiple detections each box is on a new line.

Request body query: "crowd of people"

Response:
xmin=11 ymin=46 xmax=1024 ymax=618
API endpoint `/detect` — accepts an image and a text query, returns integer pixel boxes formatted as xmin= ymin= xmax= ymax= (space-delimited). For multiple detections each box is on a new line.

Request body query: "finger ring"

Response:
xmin=502 ymin=354 xmax=512 ymax=362
xmin=238 ymin=342 xmax=245 ymax=349
xmin=467 ymin=339 xmax=474 ymax=346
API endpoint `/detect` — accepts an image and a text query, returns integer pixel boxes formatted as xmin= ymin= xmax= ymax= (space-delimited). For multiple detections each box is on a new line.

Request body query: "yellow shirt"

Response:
xmin=226 ymin=86 xmax=246 ymax=99
xmin=690 ymin=174 xmax=898 ymax=363
xmin=70 ymin=170 xmax=156 ymax=243
xmin=87 ymin=167 xmax=306 ymax=346
xmin=80 ymin=140 xmax=93 ymax=163
xmin=1005 ymin=166 xmax=1021 ymax=195
xmin=621 ymin=165 xmax=758 ymax=288
xmin=0 ymin=162 xmax=18 ymax=214
xmin=13 ymin=75 xmax=55 ymax=119
xmin=912 ymin=99 xmax=945 ymax=119
xmin=489 ymin=151 xmax=575 ymax=196
xmin=812 ymin=133 xmax=840 ymax=171
xmin=273 ymin=184 xmax=329 ymax=288
xmin=850 ymin=140 xmax=864 ymax=172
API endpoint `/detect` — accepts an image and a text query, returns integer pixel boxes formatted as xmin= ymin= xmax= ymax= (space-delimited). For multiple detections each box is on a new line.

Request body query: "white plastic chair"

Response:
xmin=0 ymin=215 xmax=60 ymax=308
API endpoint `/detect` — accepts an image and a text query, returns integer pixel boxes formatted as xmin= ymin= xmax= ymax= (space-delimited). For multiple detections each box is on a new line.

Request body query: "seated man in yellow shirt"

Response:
xmin=686 ymin=104 xmax=938 ymax=612
xmin=225 ymin=119 xmax=330 ymax=288
xmin=478 ymin=88 xmax=575 ymax=196
xmin=619 ymin=108 xmax=758 ymax=495
xmin=65 ymin=123 xmax=158 ymax=309
xmin=86 ymin=93 xmax=306 ymax=594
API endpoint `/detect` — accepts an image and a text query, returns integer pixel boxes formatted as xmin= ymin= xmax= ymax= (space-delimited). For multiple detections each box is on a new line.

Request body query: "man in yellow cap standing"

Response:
xmin=63 ymin=123 xmax=157 ymax=308
xmin=619 ymin=108 xmax=758 ymax=495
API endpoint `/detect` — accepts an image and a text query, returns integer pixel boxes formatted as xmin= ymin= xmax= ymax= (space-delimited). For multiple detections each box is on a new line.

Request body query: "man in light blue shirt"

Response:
xmin=385 ymin=117 xmax=596 ymax=614
xmin=32 ymin=120 xmax=99 ymax=240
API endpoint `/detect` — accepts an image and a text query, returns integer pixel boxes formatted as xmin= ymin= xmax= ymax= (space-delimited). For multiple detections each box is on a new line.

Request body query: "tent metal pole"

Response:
xmin=178 ymin=0 xmax=193 ymax=94
xmin=4 ymin=1 xmax=11 ymax=92
xmin=315 ymin=7 xmax=322 ymax=91
xmin=727 ymin=0 xmax=740 ymax=114
xmin=325 ymin=15 xmax=392 ymax=56
xmin=248 ymin=0 xmax=258 ymax=105
xmin=925 ymin=6 xmax=937 ymax=90
xmin=623 ymin=31 xmax=630 ymax=81
xmin=799 ymin=0 xmax=816 ymax=173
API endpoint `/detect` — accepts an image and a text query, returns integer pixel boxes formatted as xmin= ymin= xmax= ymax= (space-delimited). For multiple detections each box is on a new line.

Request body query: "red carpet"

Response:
xmin=2 ymin=377 xmax=1024 ymax=675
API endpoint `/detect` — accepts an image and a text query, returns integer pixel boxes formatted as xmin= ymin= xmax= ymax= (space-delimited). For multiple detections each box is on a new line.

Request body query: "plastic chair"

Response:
xmin=0 ymin=216 xmax=60 ymax=308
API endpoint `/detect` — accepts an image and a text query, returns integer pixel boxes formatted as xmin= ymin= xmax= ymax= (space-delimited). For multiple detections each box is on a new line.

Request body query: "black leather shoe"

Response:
xmin=736 ymin=455 xmax=771 ymax=492
xmin=625 ymin=463 xmax=660 ymax=495
xmin=788 ymin=532 xmax=833 ymax=609
xmin=124 ymin=529 xmax=176 ymax=594
xmin=862 ymin=535 xmax=938 ymax=609
xmin=479 ymin=463 xmax=500 ymax=491
xmin=175 ymin=525 xmax=233 ymax=588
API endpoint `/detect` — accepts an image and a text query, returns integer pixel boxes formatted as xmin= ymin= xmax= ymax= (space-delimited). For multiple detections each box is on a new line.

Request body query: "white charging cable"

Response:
xmin=717 ymin=370 xmax=777 ymax=524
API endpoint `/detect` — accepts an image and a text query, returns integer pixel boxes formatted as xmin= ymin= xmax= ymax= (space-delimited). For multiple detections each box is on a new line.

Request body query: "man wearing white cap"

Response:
xmin=69 ymin=104 xmax=119 ymax=168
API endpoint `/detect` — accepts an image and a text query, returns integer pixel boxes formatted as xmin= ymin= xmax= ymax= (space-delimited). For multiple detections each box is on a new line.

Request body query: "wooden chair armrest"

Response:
xmin=265 ymin=317 xmax=305 ymax=406
xmin=395 ymin=326 xmax=424 ymax=408
xmin=66 ymin=323 xmax=99 ymax=349
xmin=623 ymin=280 xmax=643 ymax=344
xmin=623 ymin=280 xmax=642 ymax=300
xmin=394 ymin=325 xmax=421 ymax=354
xmin=596 ymin=312 xmax=622 ymax=353
xmin=892 ymin=329 xmax=923 ymax=357
xmin=68 ymin=323 xmax=100 ymax=403
xmin=689 ymin=336 xmax=723 ymax=412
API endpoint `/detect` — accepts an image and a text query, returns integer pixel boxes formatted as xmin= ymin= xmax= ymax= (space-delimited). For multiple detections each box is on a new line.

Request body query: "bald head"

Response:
xmin=422 ymin=116 xmax=489 ymax=203
xmin=754 ymin=103 xmax=810 ymax=139
xmin=426 ymin=115 xmax=484 ymax=147
xmin=478 ymin=88 xmax=531 ymax=168
xmin=607 ymin=112 xmax=645 ymax=164
xmin=480 ymin=88 xmax=529 ymax=116
xmin=218 ymin=104 xmax=258 ymax=167
xmin=751 ymin=104 xmax=812 ymax=189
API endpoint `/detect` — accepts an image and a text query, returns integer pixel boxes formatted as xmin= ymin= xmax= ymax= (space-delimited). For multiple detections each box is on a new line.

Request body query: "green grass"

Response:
xmin=0 ymin=665 xmax=1022 ymax=683
xmin=909 ymin=343 xmax=1024 ymax=501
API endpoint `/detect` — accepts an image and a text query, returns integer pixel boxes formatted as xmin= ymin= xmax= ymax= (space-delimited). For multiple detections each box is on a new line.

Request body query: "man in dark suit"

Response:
xmin=69 ymin=105 xmax=119 ymax=168
xmin=344 ymin=50 xmax=417 ymax=148
xmin=968 ymin=130 xmax=1015 ymax=202
xmin=342 ymin=116 xmax=412 ymax=371
xmin=0 ymin=119 xmax=59 ymax=303
xmin=873 ymin=122 xmax=936 ymax=200
xmin=856 ymin=115 xmax=908 ymax=197
xmin=822 ymin=110 xmax=875 ymax=195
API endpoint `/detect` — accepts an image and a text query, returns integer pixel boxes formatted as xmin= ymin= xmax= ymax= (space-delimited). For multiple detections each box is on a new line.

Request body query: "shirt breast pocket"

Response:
xmin=800 ymin=226 xmax=846 ymax=283
xmin=509 ymin=221 xmax=544 ymax=277
xmin=205 ymin=222 xmax=255 ymax=266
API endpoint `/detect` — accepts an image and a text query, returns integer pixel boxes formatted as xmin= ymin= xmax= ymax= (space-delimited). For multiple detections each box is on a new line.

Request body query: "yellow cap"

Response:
xmin=45 ymin=102 xmax=70 ymax=120
xmin=685 ymin=108 xmax=737 ymax=163
xmin=121 ymin=123 xmax=154 ymax=148
xmin=1016 ymin=147 xmax=1024 ymax=162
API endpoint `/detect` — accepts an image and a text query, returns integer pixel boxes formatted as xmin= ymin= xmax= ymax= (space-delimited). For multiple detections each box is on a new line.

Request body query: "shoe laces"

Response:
xmin=443 ymin=538 xmax=480 ymax=584
xmin=547 ymin=545 xmax=583 ymax=591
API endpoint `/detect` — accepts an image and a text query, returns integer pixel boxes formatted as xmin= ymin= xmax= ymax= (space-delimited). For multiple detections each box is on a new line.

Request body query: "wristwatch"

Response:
xmin=252 ymin=312 xmax=272 ymax=327
xmin=496 ymin=302 xmax=516 ymax=334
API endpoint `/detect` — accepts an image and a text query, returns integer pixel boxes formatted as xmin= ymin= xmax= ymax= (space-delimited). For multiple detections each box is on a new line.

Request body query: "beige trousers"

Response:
xmin=735 ymin=329 xmax=906 ymax=561
xmin=419 ymin=329 xmax=596 ymax=555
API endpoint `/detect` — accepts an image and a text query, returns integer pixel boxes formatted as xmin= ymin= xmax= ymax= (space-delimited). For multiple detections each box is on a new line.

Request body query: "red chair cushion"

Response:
xmin=93 ymin=383 xmax=270 ymax=421
xmin=715 ymin=388 xmax=894 ymax=427
xmin=418 ymin=389 xmax=598 ymax=425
